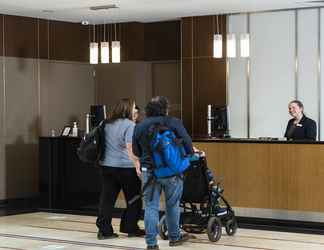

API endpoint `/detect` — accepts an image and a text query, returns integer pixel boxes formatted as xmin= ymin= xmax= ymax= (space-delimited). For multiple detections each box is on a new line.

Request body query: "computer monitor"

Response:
xmin=90 ymin=105 xmax=106 ymax=128
xmin=207 ymin=105 xmax=229 ymax=137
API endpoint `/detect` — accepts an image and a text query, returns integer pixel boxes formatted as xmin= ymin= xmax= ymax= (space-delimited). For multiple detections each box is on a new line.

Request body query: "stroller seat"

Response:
xmin=158 ymin=154 xmax=238 ymax=243
xmin=182 ymin=156 xmax=210 ymax=203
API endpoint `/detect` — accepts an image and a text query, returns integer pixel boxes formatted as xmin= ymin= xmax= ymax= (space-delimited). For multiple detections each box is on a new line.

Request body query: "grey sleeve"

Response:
xmin=125 ymin=123 xmax=135 ymax=144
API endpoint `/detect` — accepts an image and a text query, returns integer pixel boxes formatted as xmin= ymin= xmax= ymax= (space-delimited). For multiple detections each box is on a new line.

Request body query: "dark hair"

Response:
xmin=108 ymin=98 xmax=135 ymax=123
xmin=289 ymin=100 xmax=304 ymax=110
xmin=145 ymin=96 xmax=169 ymax=117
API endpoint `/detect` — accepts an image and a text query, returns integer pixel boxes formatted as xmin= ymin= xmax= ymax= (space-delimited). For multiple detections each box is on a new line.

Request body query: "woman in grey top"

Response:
xmin=96 ymin=98 xmax=144 ymax=239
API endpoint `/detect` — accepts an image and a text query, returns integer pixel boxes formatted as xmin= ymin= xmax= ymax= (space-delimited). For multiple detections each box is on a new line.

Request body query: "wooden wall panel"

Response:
xmin=194 ymin=15 xmax=213 ymax=57
xmin=49 ymin=21 xmax=89 ymax=62
xmin=5 ymin=57 xmax=39 ymax=198
xmin=38 ymin=19 xmax=49 ymax=59
xmin=181 ymin=15 xmax=227 ymax=137
xmin=95 ymin=21 xmax=179 ymax=62
xmin=152 ymin=62 xmax=181 ymax=118
xmin=193 ymin=58 xmax=227 ymax=136
xmin=95 ymin=62 xmax=152 ymax=111
xmin=4 ymin=15 xmax=38 ymax=58
xmin=194 ymin=142 xmax=324 ymax=212
xmin=0 ymin=15 xmax=3 ymax=56
xmin=40 ymin=61 xmax=95 ymax=135
xmin=122 ymin=22 xmax=145 ymax=61
xmin=144 ymin=21 xmax=180 ymax=61
xmin=182 ymin=58 xmax=193 ymax=135
xmin=182 ymin=17 xmax=193 ymax=59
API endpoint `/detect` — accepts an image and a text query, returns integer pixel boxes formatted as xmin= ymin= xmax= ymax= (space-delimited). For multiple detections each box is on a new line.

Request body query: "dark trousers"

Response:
xmin=96 ymin=167 xmax=142 ymax=235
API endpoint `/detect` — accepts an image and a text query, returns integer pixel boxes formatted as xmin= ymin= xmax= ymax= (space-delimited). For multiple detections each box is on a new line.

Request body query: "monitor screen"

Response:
xmin=208 ymin=105 xmax=228 ymax=137
xmin=213 ymin=106 xmax=228 ymax=132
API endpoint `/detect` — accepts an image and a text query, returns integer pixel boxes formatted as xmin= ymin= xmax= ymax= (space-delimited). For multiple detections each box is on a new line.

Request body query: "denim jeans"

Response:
xmin=142 ymin=171 xmax=183 ymax=247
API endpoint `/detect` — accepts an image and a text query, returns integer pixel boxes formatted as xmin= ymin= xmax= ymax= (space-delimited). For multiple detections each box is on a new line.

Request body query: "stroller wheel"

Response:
xmin=225 ymin=218 xmax=238 ymax=236
xmin=207 ymin=217 xmax=222 ymax=242
xmin=158 ymin=215 xmax=168 ymax=240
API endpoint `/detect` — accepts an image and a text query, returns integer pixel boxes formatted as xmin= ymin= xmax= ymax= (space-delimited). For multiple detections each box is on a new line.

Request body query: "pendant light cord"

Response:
xmin=114 ymin=23 xmax=117 ymax=41
xmin=103 ymin=23 xmax=106 ymax=42
xmin=93 ymin=24 xmax=95 ymax=42
xmin=216 ymin=15 xmax=219 ymax=34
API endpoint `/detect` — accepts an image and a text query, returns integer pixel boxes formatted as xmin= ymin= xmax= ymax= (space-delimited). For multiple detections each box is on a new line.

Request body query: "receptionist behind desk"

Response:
xmin=284 ymin=100 xmax=317 ymax=141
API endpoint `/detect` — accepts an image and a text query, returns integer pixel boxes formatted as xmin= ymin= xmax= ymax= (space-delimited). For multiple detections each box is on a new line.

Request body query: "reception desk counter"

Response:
xmin=39 ymin=136 xmax=324 ymax=222
xmin=193 ymin=138 xmax=324 ymax=222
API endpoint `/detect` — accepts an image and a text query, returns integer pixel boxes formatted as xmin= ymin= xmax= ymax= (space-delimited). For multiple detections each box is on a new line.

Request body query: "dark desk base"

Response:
xmin=39 ymin=137 xmax=101 ymax=210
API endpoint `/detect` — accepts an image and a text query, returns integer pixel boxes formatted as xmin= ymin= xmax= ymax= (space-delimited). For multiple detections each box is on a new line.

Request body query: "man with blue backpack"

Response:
xmin=133 ymin=96 xmax=194 ymax=250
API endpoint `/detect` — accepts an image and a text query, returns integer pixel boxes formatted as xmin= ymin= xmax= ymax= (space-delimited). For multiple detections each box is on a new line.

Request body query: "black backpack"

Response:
xmin=77 ymin=121 xmax=106 ymax=165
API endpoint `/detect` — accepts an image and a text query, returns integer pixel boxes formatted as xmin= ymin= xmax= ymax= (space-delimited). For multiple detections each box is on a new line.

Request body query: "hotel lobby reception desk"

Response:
xmin=194 ymin=139 xmax=324 ymax=222
xmin=39 ymin=136 xmax=324 ymax=222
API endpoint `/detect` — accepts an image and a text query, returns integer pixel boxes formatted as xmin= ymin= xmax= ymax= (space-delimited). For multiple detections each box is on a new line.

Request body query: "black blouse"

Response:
xmin=284 ymin=115 xmax=317 ymax=141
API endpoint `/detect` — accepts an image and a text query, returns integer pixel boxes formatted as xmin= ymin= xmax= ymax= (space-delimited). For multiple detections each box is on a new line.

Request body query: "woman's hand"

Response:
xmin=135 ymin=161 xmax=142 ymax=177
xmin=127 ymin=143 xmax=142 ymax=177
xmin=193 ymin=146 xmax=206 ymax=157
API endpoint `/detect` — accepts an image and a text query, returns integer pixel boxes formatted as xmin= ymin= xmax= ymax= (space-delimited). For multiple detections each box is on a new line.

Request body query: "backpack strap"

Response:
xmin=145 ymin=123 xmax=160 ymax=170
xmin=128 ymin=173 xmax=157 ymax=205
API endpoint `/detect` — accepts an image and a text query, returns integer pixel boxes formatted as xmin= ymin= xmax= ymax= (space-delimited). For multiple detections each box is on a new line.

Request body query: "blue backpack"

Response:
xmin=148 ymin=124 xmax=190 ymax=178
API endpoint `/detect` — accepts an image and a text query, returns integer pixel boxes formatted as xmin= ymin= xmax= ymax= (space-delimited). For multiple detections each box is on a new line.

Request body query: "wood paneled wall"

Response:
xmin=182 ymin=16 xmax=227 ymax=136
xmin=96 ymin=22 xmax=145 ymax=62
xmin=4 ymin=15 xmax=38 ymax=58
xmin=122 ymin=22 xmax=145 ymax=61
xmin=96 ymin=21 xmax=180 ymax=62
xmin=0 ymin=15 xmax=89 ymax=61
xmin=144 ymin=21 xmax=181 ymax=61
xmin=0 ymin=15 xmax=180 ymax=62
xmin=49 ymin=21 xmax=89 ymax=62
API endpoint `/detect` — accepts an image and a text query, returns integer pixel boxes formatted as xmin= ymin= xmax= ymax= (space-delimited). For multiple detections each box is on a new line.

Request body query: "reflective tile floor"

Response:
xmin=0 ymin=212 xmax=324 ymax=250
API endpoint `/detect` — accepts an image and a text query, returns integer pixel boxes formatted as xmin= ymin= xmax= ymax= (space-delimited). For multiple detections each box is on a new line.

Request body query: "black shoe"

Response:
xmin=127 ymin=229 xmax=145 ymax=237
xmin=146 ymin=245 xmax=159 ymax=250
xmin=169 ymin=233 xmax=190 ymax=246
xmin=97 ymin=232 xmax=119 ymax=240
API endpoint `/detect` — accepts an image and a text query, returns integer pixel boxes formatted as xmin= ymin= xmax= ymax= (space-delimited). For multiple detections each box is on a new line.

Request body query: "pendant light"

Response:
xmin=227 ymin=33 xmax=236 ymax=58
xmin=100 ymin=23 xmax=109 ymax=63
xmin=112 ymin=23 xmax=120 ymax=63
xmin=213 ymin=15 xmax=222 ymax=58
xmin=90 ymin=24 xmax=98 ymax=64
xmin=240 ymin=33 xmax=250 ymax=58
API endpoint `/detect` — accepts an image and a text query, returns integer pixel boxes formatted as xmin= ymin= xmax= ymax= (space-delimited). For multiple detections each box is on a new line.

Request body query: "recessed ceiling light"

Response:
xmin=42 ymin=10 xmax=54 ymax=13
xmin=304 ymin=0 xmax=324 ymax=2
xmin=296 ymin=0 xmax=324 ymax=4
xmin=89 ymin=4 xmax=118 ymax=11
xmin=81 ymin=20 xmax=89 ymax=25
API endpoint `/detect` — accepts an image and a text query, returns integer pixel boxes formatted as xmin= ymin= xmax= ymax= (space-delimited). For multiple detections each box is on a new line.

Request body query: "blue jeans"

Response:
xmin=142 ymin=171 xmax=183 ymax=247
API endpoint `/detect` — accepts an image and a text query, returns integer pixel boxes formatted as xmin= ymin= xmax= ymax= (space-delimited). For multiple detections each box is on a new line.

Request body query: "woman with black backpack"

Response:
xmin=96 ymin=98 xmax=144 ymax=239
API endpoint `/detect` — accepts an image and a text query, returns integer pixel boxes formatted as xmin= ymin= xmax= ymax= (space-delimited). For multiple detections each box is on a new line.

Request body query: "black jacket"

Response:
xmin=132 ymin=116 xmax=193 ymax=169
xmin=284 ymin=115 xmax=317 ymax=141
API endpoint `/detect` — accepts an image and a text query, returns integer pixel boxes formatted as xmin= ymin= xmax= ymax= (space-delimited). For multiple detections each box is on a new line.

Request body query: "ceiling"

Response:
xmin=0 ymin=0 xmax=322 ymax=24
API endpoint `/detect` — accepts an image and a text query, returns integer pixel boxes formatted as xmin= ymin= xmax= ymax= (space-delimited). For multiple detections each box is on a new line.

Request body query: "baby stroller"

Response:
xmin=158 ymin=155 xmax=238 ymax=242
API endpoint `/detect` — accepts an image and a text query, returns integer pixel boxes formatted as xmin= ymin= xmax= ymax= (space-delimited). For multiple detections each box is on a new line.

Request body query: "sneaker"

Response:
xmin=97 ymin=231 xmax=119 ymax=240
xmin=169 ymin=233 xmax=190 ymax=247
xmin=146 ymin=245 xmax=159 ymax=250
xmin=127 ymin=229 xmax=145 ymax=237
